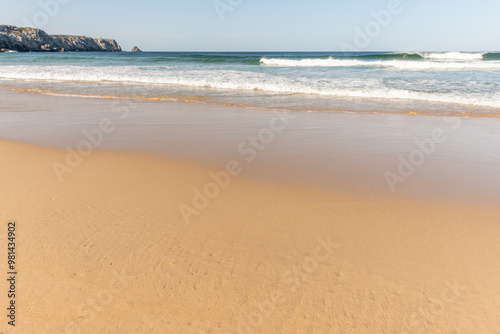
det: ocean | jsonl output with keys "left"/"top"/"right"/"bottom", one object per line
{"left": 1, "top": 51, "right": 499, "bottom": 116}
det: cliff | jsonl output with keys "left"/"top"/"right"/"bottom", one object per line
{"left": 0, "top": 25, "right": 122, "bottom": 52}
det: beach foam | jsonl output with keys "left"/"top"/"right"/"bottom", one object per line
{"left": 0, "top": 64, "right": 499, "bottom": 109}
{"left": 0, "top": 51, "right": 499, "bottom": 115}
{"left": 422, "top": 52, "right": 486, "bottom": 60}
{"left": 260, "top": 57, "right": 500, "bottom": 69}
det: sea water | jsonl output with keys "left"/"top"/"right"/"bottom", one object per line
{"left": 0, "top": 51, "right": 499, "bottom": 116}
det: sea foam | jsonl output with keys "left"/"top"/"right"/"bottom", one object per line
{"left": 0, "top": 64, "right": 499, "bottom": 109}
{"left": 260, "top": 57, "right": 500, "bottom": 70}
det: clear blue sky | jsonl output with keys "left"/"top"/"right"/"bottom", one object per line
{"left": 1, "top": 0, "right": 499, "bottom": 51}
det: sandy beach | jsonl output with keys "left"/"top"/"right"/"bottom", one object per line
{"left": 0, "top": 90, "right": 499, "bottom": 333}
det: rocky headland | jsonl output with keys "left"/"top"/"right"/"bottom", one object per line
{"left": 0, "top": 25, "right": 122, "bottom": 52}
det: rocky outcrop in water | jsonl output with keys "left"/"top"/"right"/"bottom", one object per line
{"left": 0, "top": 25, "right": 122, "bottom": 52}
{"left": 131, "top": 46, "right": 142, "bottom": 52}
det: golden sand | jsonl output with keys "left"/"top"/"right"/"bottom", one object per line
{"left": 0, "top": 139, "right": 499, "bottom": 333}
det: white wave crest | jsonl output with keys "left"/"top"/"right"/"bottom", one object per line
{"left": 260, "top": 57, "right": 500, "bottom": 70}
{"left": 260, "top": 57, "right": 363, "bottom": 67}
{"left": 422, "top": 52, "right": 485, "bottom": 60}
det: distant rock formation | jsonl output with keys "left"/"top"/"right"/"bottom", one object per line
{"left": 131, "top": 46, "right": 142, "bottom": 52}
{"left": 0, "top": 25, "right": 122, "bottom": 52}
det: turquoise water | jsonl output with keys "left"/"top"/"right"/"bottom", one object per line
{"left": 1, "top": 51, "right": 499, "bottom": 116}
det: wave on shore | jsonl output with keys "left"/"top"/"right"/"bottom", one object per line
{"left": 1, "top": 66, "right": 499, "bottom": 110}
{"left": 261, "top": 52, "right": 500, "bottom": 69}
{"left": 0, "top": 51, "right": 499, "bottom": 115}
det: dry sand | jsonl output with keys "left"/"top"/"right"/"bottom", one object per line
{"left": 0, "top": 91, "right": 499, "bottom": 333}
{"left": 0, "top": 140, "right": 499, "bottom": 333}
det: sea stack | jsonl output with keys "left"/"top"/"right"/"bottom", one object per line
{"left": 131, "top": 46, "right": 142, "bottom": 52}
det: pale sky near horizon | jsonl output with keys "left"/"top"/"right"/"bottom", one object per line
{"left": 1, "top": 0, "right": 499, "bottom": 52}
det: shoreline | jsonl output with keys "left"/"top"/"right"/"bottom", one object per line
{"left": 1, "top": 82, "right": 499, "bottom": 119}
{"left": 1, "top": 89, "right": 500, "bottom": 204}
{"left": 1, "top": 89, "right": 500, "bottom": 332}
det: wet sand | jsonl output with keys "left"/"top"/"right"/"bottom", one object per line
{"left": 0, "top": 90, "right": 499, "bottom": 333}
